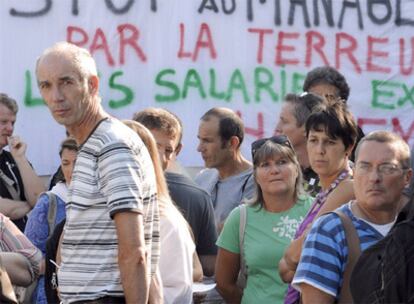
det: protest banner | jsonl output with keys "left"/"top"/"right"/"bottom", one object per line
{"left": 0, "top": 0, "right": 413, "bottom": 175}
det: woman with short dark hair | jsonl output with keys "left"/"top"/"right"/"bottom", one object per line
{"left": 280, "top": 98, "right": 358, "bottom": 304}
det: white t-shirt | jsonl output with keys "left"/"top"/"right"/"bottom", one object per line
{"left": 159, "top": 201, "right": 195, "bottom": 304}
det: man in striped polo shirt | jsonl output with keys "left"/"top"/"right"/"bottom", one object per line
{"left": 36, "top": 42, "right": 159, "bottom": 304}
{"left": 292, "top": 131, "right": 412, "bottom": 303}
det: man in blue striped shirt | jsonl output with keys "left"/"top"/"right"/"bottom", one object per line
{"left": 292, "top": 131, "right": 412, "bottom": 303}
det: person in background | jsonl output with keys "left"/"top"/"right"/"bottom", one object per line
{"left": 124, "top": 120, "right": 196, "bottom": 304}
{"left": 303, "top": 65, "right": 364, "bottom": 161}
{"left": 0, "top": 93, "right": 45, "bottom": 231}
{"left": 275, "top": 92, "right": 325, "bottom": 196}
{"left": 36, "top": 42, "right": 159, "bottom": 303}
{"left": 215, "top": 135, "right": 313, "bottom": 304}
{"left": 195, "top": 107, "right": 254, "bottom": 232}
{"left": 133, "top": 108, "right": 217, "bottom": 276}
{"left": 24, "top": 137, "right": 78, "bottom": 304}
{"left": 0, "top": 212, "right": 42, "bottom": 287}
{"left": 280, "top": 98, "right": 358, "bottom": 304}
{"left": 292, "top": 131, "right": 412, "bottom": 303}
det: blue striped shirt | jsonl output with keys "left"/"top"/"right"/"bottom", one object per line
{"left": 292, "top": 203, "right": 384, "bottom": 298}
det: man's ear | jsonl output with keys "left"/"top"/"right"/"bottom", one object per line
{"left": 229, "top": 136, "right": 240, "bottom": 150}
{"left": 175, "top": 143, "right": 183, "bottom": 156}
{"left": 345, "top": 144, "right": 355, "bottom": 158}
{"left": 88, "top": 75, "right": 99, "bottom": 95}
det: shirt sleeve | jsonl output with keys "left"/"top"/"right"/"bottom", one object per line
{"left": 243, "top": 174, "right": 256, "bottom": 201}
{"left": 292, "top": 213, "right": 345, "bottom": 298}
{"left": 98, "top": 141, "right": 149, "bottom": 217}
{"left": 196, "top": 194, "right": 218, "bottom": 255}
{"left": 24, "top": 194, "right": 50, "bottom": 255}
{"left": 1, "top": 213, "right": 43, "bottom": 281}
{"left": 216, "top": 207, "right": 241, "bottom": 254}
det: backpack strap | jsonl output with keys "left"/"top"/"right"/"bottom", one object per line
{"left": 334, "top": 210, "right": 361, "bottom": 304}
{"left": 238, "top": 204, "right": 248, "bottom": 288}
{"left": 45, "top": 192, "right": 58, "bottom": 236}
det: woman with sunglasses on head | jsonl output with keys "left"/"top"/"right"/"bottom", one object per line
{"left": 215, "top": 135, "right": 313, "bottom": 304}
{"left": 279, "top": 97, "right": 358, "bottom": 304}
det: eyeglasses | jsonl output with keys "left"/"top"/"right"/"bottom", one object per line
{"left": 355, "top": 162, "right": 407, "bottom": 176}
{"left": 251, "top": 135, "right": 293, "bottom": 159}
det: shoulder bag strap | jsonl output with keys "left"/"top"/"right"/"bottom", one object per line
{"left": 333, "top": 210, "right": 361, "bottom": 304}
{"left": 239, "top": 204, "right": 247, "bottom": 283}
{"left": 46, "top": 192, "right": 58, "bottom": 236}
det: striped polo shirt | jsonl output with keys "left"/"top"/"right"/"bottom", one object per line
{"left": 292, "top": 202, "right": 386, "bottom": 299}
{"left": 58, "top": 118, "right": 160, "bottom": 303}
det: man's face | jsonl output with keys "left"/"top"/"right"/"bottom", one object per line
{"left": 36, "top": 53, "right": 94, "bottom": 128}
{"left": 354, "top": 141, "right": 411, "bottom": 214}
{"left": 275, "top": 102, "right": 306, "bottom": 148}
{"left": 150, "top": 128, "right": 179, "bottom": 171}
{"left": 197, "top": 116, "right": 231, "bottom": 169}
{"left": 308, "top": 83, "right": 340, "bottom": 99}
{"left": 0, "top": 104, "right": 15, "bottom": 149}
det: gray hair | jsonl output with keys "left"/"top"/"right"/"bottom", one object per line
{"left": 355, "top": 131, "right": 411, "bottom": 169}
{"left": 0, "top": 93, "right": 18, "bottom": 114}
{"left": 36, "top": 41, "right": 98, "bottom": 82}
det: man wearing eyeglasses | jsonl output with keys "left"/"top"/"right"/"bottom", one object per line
{"left": 195, "top": 107, "right": 254, "bottom": 233}
{"left": 291, "top": 131, "right": 412, "bottom": 304}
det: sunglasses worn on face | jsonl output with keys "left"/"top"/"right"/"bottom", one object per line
{"left": 251, "top": 135, "right": 293, "bottom": 159}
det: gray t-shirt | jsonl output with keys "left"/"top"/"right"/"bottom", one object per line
{"left": 195, "top": 168, "right": 255, "bottom": 228}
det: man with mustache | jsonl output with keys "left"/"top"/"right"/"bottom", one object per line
{"left": 292, "top": 131, "right": 412, "bottom": 304}
{"left": 0, "top": 93, "right": 44, "bottom": 231}
{"left": 36, "top": 42, "right": 159, "bottom": 304}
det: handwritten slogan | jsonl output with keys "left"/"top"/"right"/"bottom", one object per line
{"left": 0, "top": 0, "right": 413, "bottom": 175}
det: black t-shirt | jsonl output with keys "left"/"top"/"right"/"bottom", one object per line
{"left": 0, "top": 150, "right": 27, "bottom": 231}
{"left": 165, "top": 171, "right": 217, "bottom": 256}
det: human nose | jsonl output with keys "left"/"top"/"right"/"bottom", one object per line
{"left": 315, "top": 141, "right": 326, "bottom": 155}
{"left": 268, "top": 163, "right": 281, "bottom": 174}
{"left": 5, "top": 122, "right": 13, "bottom": 133}
{"left": 274, "top": 122, "right": 282, "bottom": 135}
{"left": 197, "top": 141, "right": 203, "bottom": 152}
{"left": 51, "top": 85, "right": 64, "bottom": 103}
{"left": 367, "top": 166, "right": 382, "bottom": 182}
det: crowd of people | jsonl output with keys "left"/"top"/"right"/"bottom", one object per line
{"left": 0, "top": 41, "right": 413, "bottom": 304}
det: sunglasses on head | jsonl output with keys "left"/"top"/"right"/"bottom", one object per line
{"left": 251, "top": 135, "right": 293, "bottom": 159}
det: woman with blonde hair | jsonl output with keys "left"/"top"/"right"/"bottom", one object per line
{"left": 215, "top": 135, "right": 313, "bottom": 303}
{"left": 123, "top": 120, "right": 196, "bottom": 304}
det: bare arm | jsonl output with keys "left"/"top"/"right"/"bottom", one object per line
{"left": 193, "top": 252, "right": 204, "bottom": 282}
{"left": 9, "top": 136, "right": 45, "bottom": 206}
{"left": 114, "top": 211, "right": 148, "bottom": 304}
{"left": 148, "top": 267, "right": 163, "bottom": 304}
{"left": 299, "top": 283, "right": 335, "bottom": 304}
{"left": 199, "top": 254, "right": 216, "bottom": 277}
{"left": 0, "top": 252, "right": 32, "bottom": 286}
{"left": 279, "top": 235, "right": 305, "bottom": 283}
{"left": 0, "top": 198, "right": 31, "bottom": 219}
{"left": 215, "top": 248, "right": 243, "bottom": 303}
{"left": 279, "top": 180, "right": 355, "bottom": 283}
{"left": 316, "top": 180, "right": 354, "bottom": 217}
